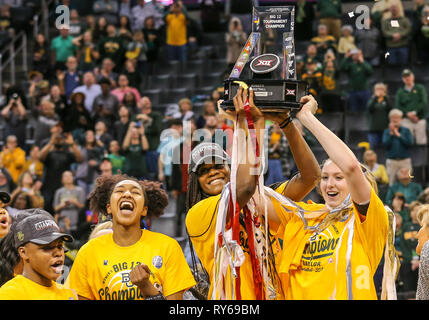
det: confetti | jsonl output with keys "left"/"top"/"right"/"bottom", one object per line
{"left": 391, "top": 20, "right": 399, "bottom": 27}
{"left": 385, "top": 52, "right": 390, "bottom": 59}
{"left": 348, "top": 11, "right": 355, "bottom": 18}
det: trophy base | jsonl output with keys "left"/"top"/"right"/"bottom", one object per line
{"left": 220, "top": 79, "right": 308, "bottom": 111}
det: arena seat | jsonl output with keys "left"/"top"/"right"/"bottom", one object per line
{"left": 148, "top": 74, "right": 172, "bottom": 90}
{"left": 316, "top": 112, "right": 344, "bottom": 137}
{"left": 143, "top": 88, "right": 162, "bottom": 105}
{"left": 344, "top": 112, "right": 369, "bottom": 147}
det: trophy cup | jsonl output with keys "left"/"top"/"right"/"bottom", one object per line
{"left": 221, "top": 5, "right": 308, "bottom": 111}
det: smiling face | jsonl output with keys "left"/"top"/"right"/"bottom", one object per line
{"left": 320, "top": 160, "right": 349, "bottom": 209}
{"left": 197, "top": 162, "right": 230, "bottom": 196}
{"left": 19, "top": 238, "right": 66, "bottom": 284}
{"left": 107, "top": 180, "right": 148, "bottom": 227}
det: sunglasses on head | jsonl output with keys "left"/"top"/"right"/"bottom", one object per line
{"left": 196, "top": 163, "right": 225, "bottom": 177}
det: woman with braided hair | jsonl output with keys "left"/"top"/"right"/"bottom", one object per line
{"left": 263, "top": 95, "right": 393, "bottom": 299}
{"left": 67, "top": 174, "right": 196, "bottom": 300}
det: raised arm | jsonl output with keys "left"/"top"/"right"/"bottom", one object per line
{"left": 296, "top": 95, "right": 371, "bottom": 205}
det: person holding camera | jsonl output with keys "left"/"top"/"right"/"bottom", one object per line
{"left": 1, "top": 93, "right": 27, "bottom": 148}
{"left": 122, "top": 120, "right": 149, "bottom": 180}
{"left": 226, "top": 17, "right": 247, "bottom": 72}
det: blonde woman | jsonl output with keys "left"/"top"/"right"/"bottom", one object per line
{"left": 416, "top": 204, "right": 429, "bottom": 299}
{"left": 263, "top": 95, "right": 391, "bottom": 299}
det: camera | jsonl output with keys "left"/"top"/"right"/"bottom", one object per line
{"left": 134, "top": 121, "right": 141, "bottom": 128}
{"left": 11, "top": 93, "right": 18, "bottom": 99}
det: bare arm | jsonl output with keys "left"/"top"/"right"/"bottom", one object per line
{"left": 296, "top": 96, "right": 371, "bottom": 205}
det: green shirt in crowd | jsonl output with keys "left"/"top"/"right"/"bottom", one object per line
{"left": 340, "top": 58, "right": 373, "bottom": 92}
{"left": 107, "top": 153, "right": 126, "bottom": 174}
{"left": 367, "top": 96, "right": 392, "bottom": 132}
{"left": 50, "top": 35, "right": 77, "bottom": 63}
{"left": 316, "top": 0, "right": 342, "bottom": 18}
{"left": 395, "top": 84, "right": 428, "bottom": 119}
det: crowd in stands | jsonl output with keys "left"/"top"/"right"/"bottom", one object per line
{"left": 0, "top": 0, "right": 428, "bottom": 299}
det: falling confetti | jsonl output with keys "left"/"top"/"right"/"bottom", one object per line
{"left": 348, "top": 11, "right": 355, "bottom": 18}
{"left": 385, "top": 52, "right": 390, "bottom": 59}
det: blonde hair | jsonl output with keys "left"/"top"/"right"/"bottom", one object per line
{"left": 89, "top": 221, "right": 113, "bottom": 240}
{"left": 417, "top": 204, "right": 429, "bottom": 227}
{"left": 373, "top": 82, "right": 387, "bottom": 94}
{"left": 316, "top": 159, "right": 378, "bottom": 231}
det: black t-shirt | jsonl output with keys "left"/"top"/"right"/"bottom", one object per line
{"left": 41, "top": 150, "right": 76, "bottom": 192}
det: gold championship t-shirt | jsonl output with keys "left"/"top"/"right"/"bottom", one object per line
{"left": 0, "top": 275, "right": 78, "bottom": 300}
{"left": 67, "top": 230, "right": 196, "bottom": 300}
{"left": 271, "top": 185, "right": 388, "bottom": 300}
{"left": 186, "top": 193, "right": 284, "bottom": 300}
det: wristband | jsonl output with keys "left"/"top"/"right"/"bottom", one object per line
{"left": 145, "top": 292, "right": 166, "bottom": 300}
{"left": 279, "top": 117, "right": 292, "bottom": 129}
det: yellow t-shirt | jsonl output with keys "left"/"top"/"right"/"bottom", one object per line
{"left": 186, "top": 192, "right": 284, "bottom": 300}
{"left": 272, "top": 186, "right": 388, "bottom": 300}
{"left": 0, "top": 275, "right": 77, "bottom": 300}
{"left": 0, "top": 147, "right": 26, "bottom": 183}
{"left": 166, "top": 13, "right": 187, "bottom": 46}
{"left": 67, "top": 230, "right": 196, "bottom": 300}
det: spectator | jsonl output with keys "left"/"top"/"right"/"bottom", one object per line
{"left": 93, "top": 0, "right": 119, "bottom": 25}
{"left": 200, "top": 0, "right": 222, "bottom": 33}
{"left": 178, "top": 98, "right": 195, "bottom": 123}
{"left": 34, "top": 100, "right": 60, "bottom": 147}
{"left": 123, "top": 91, "right": 138, "bottom": 115}
{"left": 72, "top": 72, "right": 102, "bottom": 114}
{"left": 371, "top": 0, "right": 404, "bottom": 27}
{"left": 294, "top": 0, "right": 316, "bottom": 41}
{"left": 383, "top": 109, "right": 414, "bottom": 185}
{"left": 118, "top": 15, "right": 133, "bottom": 44}
{"left": 22, "top": 145, "right": 44, "bottom": 180}
{"left": 111, "top": 74, "right": 141, "bottom": 104}
{"left": 363, "top": 149, "right": 389, "bottom": 186}
{"left": 63, "top": 92, "right": 93, "bottom": 142}
{"left": 119, "top": 0, "right": 132, "bottom": 19}
{"left": 125, "top": 30, "right": 148, "bottom": 76}
{"left": 39, "top": 129, "right": 83, "bottom": 214}
{"left": 69, "top": 9, "right": 85, "bottom": 37}
{"left": 50, "top": 27, "right": 77, "bottom": 71}
{"left": 135, "top": 96, "right": 163, "bottom": 181}
{"left": 122, "top": 121, "right": 149, "bottom": 179}
{"left": 1, "top": 94, "right": 27, "bottom": 147}
{"left": 340, "top": 48, "right": 373, "bottom": 112}
{"left": 319, "top": 49, "right": 342, "bottom": 112}
{"left": 316, "top": 0, "right": 342, "bottom": 40}
{"left": 107, "top": 140, "right": 125, "bottom": 175}
{"left": 94, "top": 120, "right": 113, "bottom": 152}
{"left": 32, "top": 33, "right": 50, "bottom": 78}
{"left": 395, "top": 69, "right": 428, "bottom": 145}
{"left": 301, "top": 58, "right": 323, "bottom": 99}
{"left": 367, "top": 82, "right": 392, "bottom": 147}
{"left": 196, "top": 100, "right": 217, "bottom": 129}
{"left": 99, "top": 158, "right": 113, "bottom": 177}
{"left": 75, "top": 31, "right": 100, "bottom": 73}
{"left": 165, "top": 0, "right": 188, "bottom": 62}
{"left": 225, "top": 17, "right": 247, "bottom": 71}
{"left": 53, "top": 170, "right": 85, "bottom": 238}
{"left": 7, "top": 191, "right": 35, "bottom": 217}
{"left": 92, "top": 77, "right": 119, "bottom": 128}
{"left": 386, "top": 167, "right": 423, "bottom": 205}
{"left": 95, "top": 58, "right": 118, "bottom": 87}
{"left": 304, "top": 44, "right": 322, "bottom": 67}
{"left": 414, "top": 5, "right": 429, "bottom": 64}
{"left": 0, "top": 135, "right": 25, "bottom": 183}
{"left": 13, "top": 171, "right": 44, "bottom": 208}
{"left": 265, "top": 123, "right": 288, "bottom": 186}
{"left": 337, "top": 25, "right": 356, "bottom": 56}
{"left": 123, "top": 59, "right": 142, "bottom": 90}
{"left": 157, "top": 118, "right": 183, "bottom": 190}
{"left": 113, "top": 105, "right": 131, "bottom": 145}
{"left": 390, "top": 191, "right": 408, "bottom": 223}
{"left": 57, "top": 55, "right": 81, "bottom": 102}
{"left": 398, "top": 200, "right": 422, "bottom": 295}
{"left": 93, "top": 16, "right": 108, "bottom": 43}
{"left": 0, "top": 168, "right": 15, "bottom": 194}
{"left": 142, "top": 16, "right": 162, "bottom": 75}
{"left": 381, "top": 4, "right": 412, "bottom": 66}
{"left": 46, "top": 85, "right": 68, "bottom": 123}
{"left": 311, "top": 24, "right": 337, "bottom": 60}
{"left": 97, "top": 24, "right": 124, "bottom": 71}
{"left": 355, "top": 17, "right": 382, "bottom": 67}
{"left": 131, "top": 0, "right": 164, "bottom": 31}
{"left": 75, "top": 130, "right": 104, "bottom": 196}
